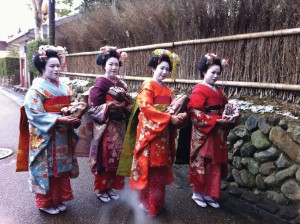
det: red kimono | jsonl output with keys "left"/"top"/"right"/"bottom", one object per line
{"left": 188, "top": 83, "right": 228, "bottom": 198}
{"left": 129, "top": 80, "right": 177, "bottom": 217}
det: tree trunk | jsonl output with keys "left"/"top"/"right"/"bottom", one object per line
{"left": 32, "top": 0, "right": 44, "bottom": 40}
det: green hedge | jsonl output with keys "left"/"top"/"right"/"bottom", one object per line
{"left": 26, "top": 39, "right": 47, "bottom": 78}
{"left": 0, "top": 57, "right": 19, "bottom": 78}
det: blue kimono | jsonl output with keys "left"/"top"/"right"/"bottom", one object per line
{"left": 24, "top": 77, "right": 78, "bottom": 194}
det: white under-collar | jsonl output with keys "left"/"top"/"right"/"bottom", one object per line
{"left": 203, "top": 81, "right": 217, "bottom": 92}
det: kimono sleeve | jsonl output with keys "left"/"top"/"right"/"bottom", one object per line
{"left": 88, "top": 78, "right": 108, "bottom": 107}
{"left": 24, "top": 89, "right": 60, "bottom": 133}
{"left": 188, "top": 86, "right": 221, "bottom": 135}
{"left": 138, "top": 86, "right": 172, "bottom": 133}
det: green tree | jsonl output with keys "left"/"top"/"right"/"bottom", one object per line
{"left": 56, "top": 0, "right": 74, "bottom": 17}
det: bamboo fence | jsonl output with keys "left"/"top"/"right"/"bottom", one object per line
{"left": 62, "top": 28, "right": 300, "bottom": 102}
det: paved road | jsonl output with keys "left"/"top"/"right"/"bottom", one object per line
{"left": 0, "top": 87, "right": 280, "bottom": 224}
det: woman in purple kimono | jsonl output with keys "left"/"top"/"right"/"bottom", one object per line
{"left": 88, "top": 46, "right": 131, "bottom": 203}
{"left": 23, "top": 46, "right": 81, "bottom": 215}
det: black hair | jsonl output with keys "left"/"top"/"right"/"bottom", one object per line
{"left": 198, "top": 56, "right": 223, "bottom": 76}
{"left": 147, "top": 54, "right": 173, "bottom": 71}
{"left": 33, "top": 50, "right": 60, "bottom": 73}
{"left": 96, "top": 48, "right": 122, "bottom": 67}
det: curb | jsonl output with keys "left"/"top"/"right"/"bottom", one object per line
{"left": 0, "top": 86, "right": 25, "bottom": 106}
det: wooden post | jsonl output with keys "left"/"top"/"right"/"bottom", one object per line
{"left": 48, "top": 0, "right": 55, "bottom": 45}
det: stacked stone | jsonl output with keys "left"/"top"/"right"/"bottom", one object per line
{"left": 227, "top": 114, "right": 300, "bottom": 207}
{"left": 60, "top": 77, "right": 92, "bottom": 102}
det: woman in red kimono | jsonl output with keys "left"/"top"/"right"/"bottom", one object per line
{"left": 188, "top": 52, "right": 231, "bottom": 209}
{"left": 88, "top": 46, "right": 131, "bottom": 203}
{"left": 129, "top": 49, "right": 187, "bottom": 217}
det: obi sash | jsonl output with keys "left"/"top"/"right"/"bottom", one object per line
{"left": 153, "top": 95, "right": 171, "bottom": 112}
{"left": 44, "top": 96, "right": 70, "bottom": 112}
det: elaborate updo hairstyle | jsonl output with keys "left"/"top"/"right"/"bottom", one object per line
{"left": 96, "top": 46, "right": 123, "bottom": 68}
{"left": 147, "top": 52, "right": 173, "bottom": 71}
{"left": 147, "top": 49, "right": 181, "bottom": 80}
{"left": 33, "top": 45, "right": 67, "bottom": 73}
{"left": 198, "top": 52, "right": 230, "bottom": 77}
{"left": 33, "top": 50, "right": 59, "bottom": 73}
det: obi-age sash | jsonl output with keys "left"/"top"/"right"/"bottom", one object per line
{"left": 16, "top": 96, "right": 69, "bottom": 172}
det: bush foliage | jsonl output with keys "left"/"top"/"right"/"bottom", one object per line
{"left": 0, "top": 57, "right": 19, "bottom": 78}
{"left": 56, "top": 0, "right": 300, "bottom": 53}
{"left": 26, "top": 39, "right": 47, "bottom": 78}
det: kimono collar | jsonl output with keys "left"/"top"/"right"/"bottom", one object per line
{"left": 203, "top": 81, "right": 217, "bottom": 92}
{"left": 43, "top": 76, "right": 59, "bottom": 87}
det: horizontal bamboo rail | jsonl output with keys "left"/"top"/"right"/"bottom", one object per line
{"left": 62, "top": 72, "right": 300, "bottom": 91}
{"left": 67, "top": 28, "right": 300, "bottom": 56}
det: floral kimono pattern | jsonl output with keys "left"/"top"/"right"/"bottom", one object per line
{"left": 129, "top": 80, "right": 177, "bottom": 190}
{"left": 88, "top": 77, "right": 129, "bottom": 176}
{"left": 24, "top": 78, "right": 79, "bottom": 195}
{"left": 188, "top": 83, "right": 229, "bottom": 195}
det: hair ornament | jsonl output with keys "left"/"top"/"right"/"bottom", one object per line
{"left": 100, "top": 45, "right": 120, "bottom": 57}
{"left": 34, "top": 45, "right": 68, "bottom": 72}
{"left": 221, "top": 57, "right": 230, "bottom": 67}
{"left": 120, "top": 51, "right": 129, "bottom": 63}
{"left": 153, "top": 49, "right": 180, "bottom": 80}
{"left": 204, "top": 52, "right": 230, "bottom": 68}
{"left": 99, "top": 46, "right": 128, "bottom": 63}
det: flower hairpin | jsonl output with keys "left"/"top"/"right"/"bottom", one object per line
{"left": 34, "top": 45, "right": 68, "bottom": 71}
{"left": 120, "top": 52, "right": 129, "bottom": 63}
{"left": 153, "top": 49, "right": 173, "bottom": 63}
{"left": 205, "top": 52, "right": 230, "bottom": 68}
{"left": 36, "top": 45, "right": 67, "bottom": 62}
{"left": 99, "top": 46, "right": 128, "bottom": 62}
{"left": 153, "top": 49, "right": 180, "bottom": 80}
{"left": 221, "top": 57, "right": 230, "bottom": 67}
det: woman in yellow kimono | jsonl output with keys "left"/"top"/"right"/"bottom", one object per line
{"left": 129, "top": 49, "right": 187, "bottom": 217}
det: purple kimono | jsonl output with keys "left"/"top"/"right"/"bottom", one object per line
{"left": 88, "top": 77, "right": 129, "bottom": 175}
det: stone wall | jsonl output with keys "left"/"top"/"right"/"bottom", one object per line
{"left": 66, "top": 77, "right": 300, "bottom": 211}
{"left": 227, "top": 114, "right": 300, "bottom": 207}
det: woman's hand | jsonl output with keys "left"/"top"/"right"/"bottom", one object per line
{"left": 177, "top": 112, "right": 187, "bottom": 121}
{"left": 216, "top": 118, "right": 228, "bottom": 124}
{"left": 170, "top": 115, "right": 184, "bottom": 127}
{"left": 171, "top": 112, "right": 188, "bottom": 128}
{"left": 216, "top": 118, "right": 229, "bottom": 127}
{"left": 57, "top": 116, "right": 81, "bottom": 125}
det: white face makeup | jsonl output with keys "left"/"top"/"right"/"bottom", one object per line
{"left": 105, "top": 57, "right": 119, "bottom": 79}
{"left": 203, "top": 64, "right": 221, "bottom": 85}
{"left": 153, "top": 61, "right": 170, "bottom": 84}
{"left": 42, "top": 57, "right": 61, "bottom": 81}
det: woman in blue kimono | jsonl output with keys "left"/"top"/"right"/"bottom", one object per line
{"left": 23, "top": 46, "right": 81, "bottom": 215}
